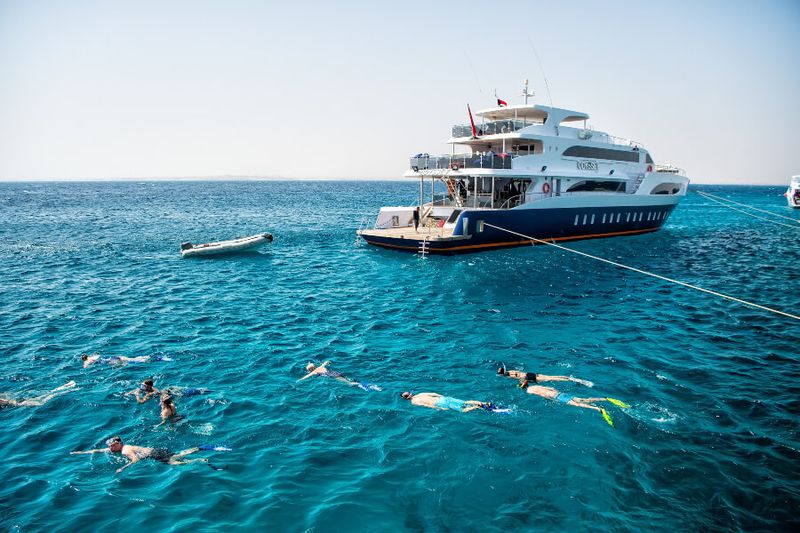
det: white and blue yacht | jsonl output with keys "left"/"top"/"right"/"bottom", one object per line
{"left": 358, "top": 81, "right": 690, "bottom": 254}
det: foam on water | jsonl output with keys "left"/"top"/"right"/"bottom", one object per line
{"left": 0, "top": 181, "right": 798, "bottom": 531}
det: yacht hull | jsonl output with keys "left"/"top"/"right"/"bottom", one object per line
{"left": 360, "top": 204, "right": 676, "bottom": 254}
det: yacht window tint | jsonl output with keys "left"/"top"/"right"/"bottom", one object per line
{"left": 591, "top": 214, "right": 595, "bottom": 224}
{"left": 582, "top": 214, "right": 587, "bottom": 225}
{"left": 638, "top": 212, "right": 643, "bottom": 221}
{"left": 602, "top": 213, "right": 606, "bottom": 223}
{"left": 574, "top": 214, "right": 579, "bottom": 226}
{"left": 447, "top": 209, "right": 462, "bottom": 223}
{"left": 615, "top": 213, "right": 620, "bottom": 223}
{"left": 646, "top": 153, "right": 654, "bottom": 164}
{"left": 566, "top": 180, "right": 625, "bottom": 193}
{"left": 650, "top": 183, "right": 684, "bottom": 195}
{"left": 563, "top": 146, "right": 639, "bottom": 162}
{"left": 626, "top": 213, "right": 631, "bottom": 222}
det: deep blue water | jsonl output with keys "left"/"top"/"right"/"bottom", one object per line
{"left": 0, "top": 181, "right": 798, "bottom": 532}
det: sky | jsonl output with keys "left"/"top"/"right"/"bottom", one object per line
{"left": 0, "top": 0, "right": 798, "bottom": 183}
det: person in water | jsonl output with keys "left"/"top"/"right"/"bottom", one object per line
{"left": 0, "top": 381, "right": 77, "bottom": 408}
{"left": 81, "top": 353, "right": 167, "bottom": 368}
{"left": 520, "top": 380, "right": 628, "bottom": 426}
{"left": 158, "top": 390, "right": 181, "bottom": 425}
{"left": 299, "top": 361, "right": 381, "bottom": 391}
{"left": 497, "top": 364, "right": 593, "bottom": 387}
{"left": 71, "top": 436, "right": 209, "bottom": 474}
{"left": 125, "top": 379, "right": 160, "bottom": 403}
{"left": 400, "top": 391, "right": 494, "bottom": 412}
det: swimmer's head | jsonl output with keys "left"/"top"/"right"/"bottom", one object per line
{"left": 81, "top": 354, "right": 88, "bottom": 361}
{"left": 160, "top": 390, "right": 174, "bottom": 404}
{"left": 497, "top": 366, "right": 506, "bottom": 375}
{"left": 106, "top": 436, "right": 123, "bottom": 451}
{"left": 143, "top": 379, "right": 154, "bottom": 389}
{"left": 306, "top": 363, "right": 316, "bottom": 372}
{"left": 401, "top": 392, "right": 412, "bottom": 400}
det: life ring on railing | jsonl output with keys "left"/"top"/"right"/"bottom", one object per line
{"left": 542, "top": 182, "right": 551, "bottom": 194}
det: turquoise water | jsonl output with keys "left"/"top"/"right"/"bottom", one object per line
{"left": 0, "top": 181, "right": 798, "bottom": 531}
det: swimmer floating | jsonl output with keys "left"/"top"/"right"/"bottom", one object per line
{"left": 519, "top": 380, "right": 629, "bottom": 427}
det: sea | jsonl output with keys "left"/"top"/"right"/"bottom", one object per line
{"left": 0, "top": 181, "right": 798, "bottom": 532}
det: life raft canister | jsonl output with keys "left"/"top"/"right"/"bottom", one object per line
{"left": 542, "top": 182, "right": 551, "bottom": 194}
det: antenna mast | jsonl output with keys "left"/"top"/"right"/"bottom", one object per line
{"left": 522, "top": 79, "right": 535, "bottom": 104}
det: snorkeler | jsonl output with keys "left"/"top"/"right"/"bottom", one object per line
{"left": 0, "top": 381, "right": 77, "bottom": 408}
{"left": 125, "top": 378, "right": 160, "bottom": 403}
{"left": 81, "top": 353, "right": 171, "bottom": 368}
{"left": 520, "top": 380, "right": 629, "bottom": 426}
{"left": 157, "top": 390, "right": 182, "bottom": 425}
{"left": 70, "top": 436, "right": 220, "bottom": 473}
{"left": 497, "top": 364, "right": 593, "bottom": 387}
{"left": 400, "top": 391, "right": 496, "bottom": 412}
{"left": 299, "top": 361, "right": 381, "bottom": 391}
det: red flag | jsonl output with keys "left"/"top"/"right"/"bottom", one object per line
{"left": 497, "top": 98, "right": 507, "bottom": 107}
{"left": 467, "top": 104, "right": 477, "bottom": 138}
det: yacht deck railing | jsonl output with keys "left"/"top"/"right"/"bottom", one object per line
{"left": 410, "top": 153, "right": 513, "bottom": 171}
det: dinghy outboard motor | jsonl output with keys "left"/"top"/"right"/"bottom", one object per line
{"left": 180, "top": 242, "right": 194, "bottom": 251}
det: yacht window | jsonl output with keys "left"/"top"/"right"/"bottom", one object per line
{"left": 563, "top": 146, "right": 639, "bottom": 162}
{"left": 446, "top": 209, "right": 462, "bottom": 223}
{"left": 590, "top": 214, "right": 595, "bottom": 224}
{"left": 602, "top": 213, "right": 606, "bottom": 223}
{"left": 477, "top": 221, "right": 484, "bottom": 233}
{"left": 638, "top": 212, "right": 643, "bottom": 221}
{"left": 574, "top": 214, "right": 579, "bottom": 226}
{"left": 582, "top": 214, "right": 587, "bottom": 225}
{"left": 616, "top": 213, "right": 621, "bottom": 223}
{"left": 626, "top": 213, "right": 631, "bottom": 222}
{"left": 646, "top": 153, "right": 654, "bottom": 164}
{"left": 566, "top": 180, "right": 625, "bottom": 193}
{"left": 647, "top": 212, "right": 651, "bottom": 221}
{"left": 650, "top": 183, "right": 684, "bottom": 195}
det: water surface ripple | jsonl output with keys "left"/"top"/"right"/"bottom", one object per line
{"left": 0, "top": 181, "right": 798, "bottom": 531}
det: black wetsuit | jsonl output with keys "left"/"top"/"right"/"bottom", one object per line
{"left": 150, "top": 448, "right": 174, "bottom": 463}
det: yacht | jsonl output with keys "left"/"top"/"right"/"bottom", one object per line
{"left": 786, "top": 175, "right": 800, "bottom": 208}
{"left": 358, "top": 81, "right": 690, "bottom": 254}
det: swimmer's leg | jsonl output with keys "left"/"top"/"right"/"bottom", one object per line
{"left": 52, "top": 381, "right": 77, "bottom": 392}
{"left": 168, "top": 447, "right": 200, "bottom": 462}
{"left": 566, "top": 399, "right": 603, "bottom": 412}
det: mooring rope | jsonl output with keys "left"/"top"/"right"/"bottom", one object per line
{"left": 483, "top": 223, "right": 800, "bottom": 322}
{"left": 697, "top": 190, "right": 800, "bottom": 229}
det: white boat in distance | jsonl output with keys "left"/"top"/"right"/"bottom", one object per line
{"left": 180, "top": 233, "right": 273, "bottom": 257}
{"left": 786, "top": 175, "right": 800, "bottom": 208}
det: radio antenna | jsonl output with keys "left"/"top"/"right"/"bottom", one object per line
{"left": 527, "top": 37, "right": 553, "bottom": 107}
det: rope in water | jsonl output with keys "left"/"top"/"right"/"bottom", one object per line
{"left": 696, "top": 190, "right": 800, "bottom": 229}
{"left": 483, "top": 223, "right": 800, "bottom": 322}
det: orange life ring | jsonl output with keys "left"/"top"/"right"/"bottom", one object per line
{"left": 542, "top": 182, "right": 551, "bottom": 194}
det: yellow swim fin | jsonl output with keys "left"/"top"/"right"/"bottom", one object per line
{"left": 606, "top": 397, "right": 630, "bottom": 409}
{"left": 601, "top": 408, "right": 614, "bottom": 427}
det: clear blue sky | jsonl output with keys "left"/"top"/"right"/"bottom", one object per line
{"left": 1, "top": 0, "right": 798, "bottom": 183}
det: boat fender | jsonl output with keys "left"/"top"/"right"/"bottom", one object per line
{"left": 542, "top": 182, "right": 551, "bottom": 194}
{"left": 647, "top": 164, "right": 653, "bottom": 172}
{"left": 180, "top": 242, "right": 194, "bottom": 251}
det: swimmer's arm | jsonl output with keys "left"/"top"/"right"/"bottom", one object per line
{"left": 70, "top": 448, "right": 108, "bottom": 454}
{"left": 137, "top": 392, "right": 155, "bottom": 404}
{"left": 116, "top": 456, "right": 139, "bottom": 474}
{"left": 297, "top": 372, "right": 315, "bottom": 381}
